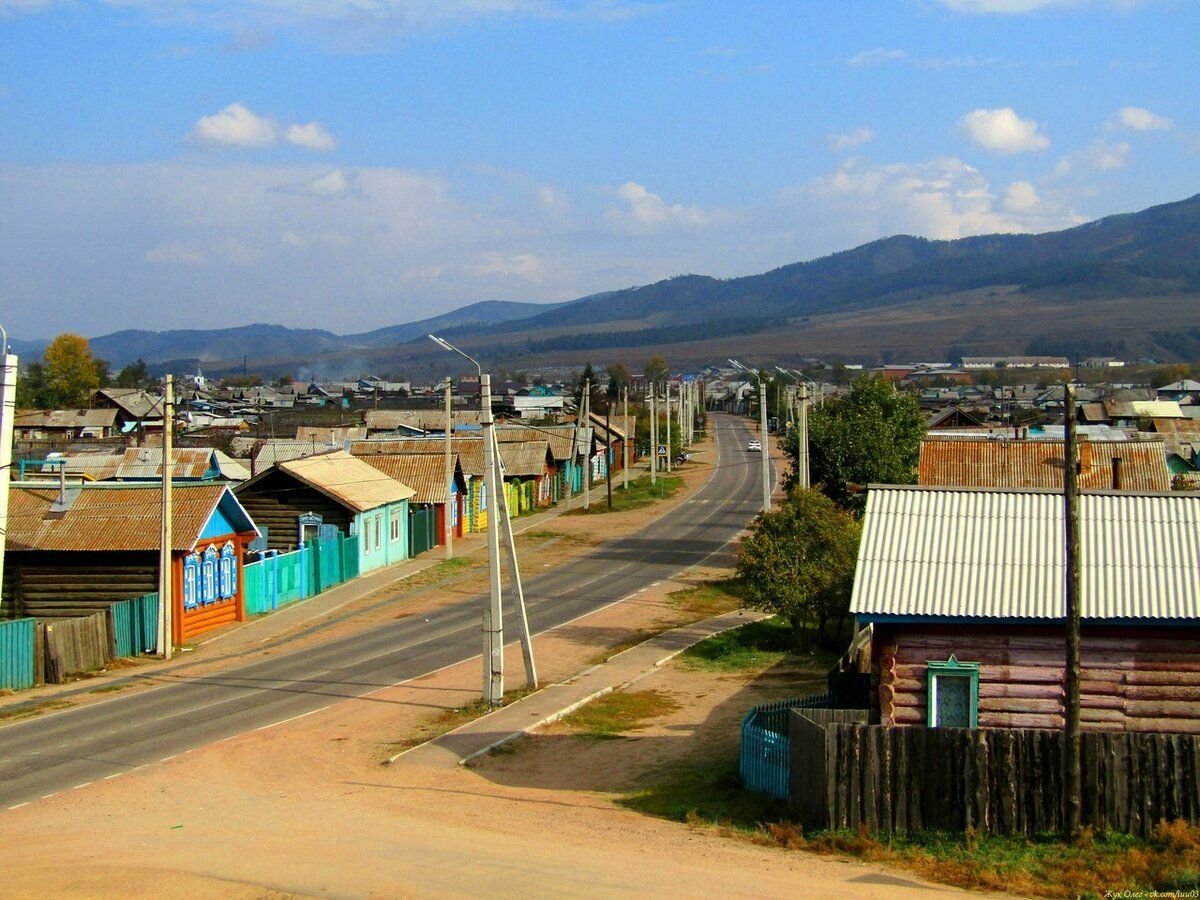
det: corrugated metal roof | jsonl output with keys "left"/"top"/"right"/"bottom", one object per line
{"left": 918, "top": 437, "right": 1171, "bottom": 491}
{"left": 117, "top": 447, "right": 214, "bottom": 480}
{"left": 14, "top": 409, "right": 117, "bottom": 429}
{"left": 364, "top": 410, "right": 485, "bottom": 432}
{"left": 5, "top": 483, "right": 237, "bottom": 552}
{"left": 358, "top": 454, "right": 453, "bottom": 504}
{"left": 252, "top": 439, "right": 337, "bottom": 474}
{"left": 851, "top": 485, "right": 1200, "bottom": 621}
{"left": 95, "top": 388, "right": 164, "bottom": 419}
{"left": 496, "top": 424, "right": 575, "bottom": 460}
{"left": 497, "top": 441, "right": 552, "bottom": 477}
{"left": 280, "top": 450, "right": 414, "bottom": 511}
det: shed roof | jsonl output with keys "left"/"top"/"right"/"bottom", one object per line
{"left": 277, "top": 450, "right": 414, "bottom": 511}
{"left": 918, "top": 437, "right": 1171, "bottom": 492}
{"left": 5, "top": 482, "right": 257, "bottom": 552}
{"left": 851, "top": 485, "right": 1200, "bottom": 622}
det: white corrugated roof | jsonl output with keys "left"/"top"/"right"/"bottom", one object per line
{"left": 850, "top": 485, "right": 1200, "bottom": 622}
{"left": 280, "top": 450, "right": 415, "bottom": 511}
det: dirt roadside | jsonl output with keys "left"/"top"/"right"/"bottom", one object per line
{"left": 0, "top": 421, "right": 966, "bottom": 898}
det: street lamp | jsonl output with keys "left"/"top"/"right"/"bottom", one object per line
{"left": 775, "top": 366, "right": 812, "bottom": 490}
{"left": 428, "top": 335, "right": 504, "bottom": 705}
{"left": 729, "top": 359, "right": 771, "bottom": 512}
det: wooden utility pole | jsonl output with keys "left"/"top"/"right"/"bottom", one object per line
{"left": 605, "top": 403, "right": 613, "bottom": 508}
{"left": 622, "top": 386, "right": 630, "bottom": 492}
{"left": 1063, "top": 382, "right": 1082, "bottom": 840}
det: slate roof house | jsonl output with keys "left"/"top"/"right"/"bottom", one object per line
{"left": 1, "top": 481, "right": 260, "bottom": 645}
{"left": 850, "top": 485, "right": 1200, "bottom": 733}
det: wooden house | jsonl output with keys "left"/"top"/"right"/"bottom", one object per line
{"left": 90, "top": 388, "right": 165, "bottom": 435}
{"left": 354, "top": 451, "right": 467, "bottom": 556}
{"left": 233, "top": 450, "right": 415, "bottom": 573}
{"left": 496, "top": 439, "right": 556, "bottom": 512}
{"left": 1, "top": 481, "right": 260, "bottom": 645}
{"left": 851, "top": 485, "right": 1200, "bottom": 733}
{"left": 13, "top": 408, "right": 118, "bottom": 441}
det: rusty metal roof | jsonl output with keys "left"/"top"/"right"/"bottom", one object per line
{"left": 364, "top": 410, "right": 485, "bottom": 432}
{"left": 358, "top": 454, "right": 455, "bottom": 504}
{"left": 117, "top": 447, "right": 215, "bottom": 480}
{"left": 5, "top": 482, "right": 249, "bottom": 552}
{"left": 496, "top": 424, "right": 575, "bottom": 460}
{"left": 918, "top": 437, "right": 1171, "bottom": 492}
{"left": 497, "top": 441, "right": 552, "bottom": 477}
{"left": 851, "top": 485, "right": 1200, "bottom": 621}
{"left": 279, "top": 450, "right": 415, "bottom": 511}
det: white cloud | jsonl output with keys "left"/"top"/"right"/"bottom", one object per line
{"left": 827, "top": 128, "right": 875, "bottom": 152}
{"left": 1003, "top": 180, "right": 1040, "bottom": 212}
{"left": 797, "top": 156, "right": 1083, "bottom": 242}
{"left": 1053, "top": 139, "right": 1130, "bottom": 176}
{"left": 145, "top": 242, "right": 205, "bottom": 265}
{"left": 847, "top": 48, "right": 909, "bottom": 67}
{"left": 189, "top": 103, "right": 279, "bottom": 149}
{"left": 1115, "top": 105, "right": 1173, "bottom": 131}
{"left": 286, "top": 121, "right": 337, "bottom": 151}
{"left": 472, "top": 252, "right": 546, "bottom": 281}
{"left": 959, "top": 107, "right": 1051, "bottom": 154}
{"left": 604, "top": 182, "right": 711, "bottom": 234}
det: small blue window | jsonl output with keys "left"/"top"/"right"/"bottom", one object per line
{"left": 201, "top": 545, "right": 218, "bottom": 604}
{"left": 183, "top": 554, "right": 200, "bottom": 610}
{"left": 219, "top": 542, "right": 236, "bottom": 598}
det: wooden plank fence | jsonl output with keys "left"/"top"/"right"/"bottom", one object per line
{"left": 789, "top": 713, "right": 1200, "bottom": 837}
{"left": 43, "top": 612, "right": 112, "bottom": 684}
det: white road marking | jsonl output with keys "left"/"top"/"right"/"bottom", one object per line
{"left": 254, "top": 705, "right": 330, "bottom": 732}
{"left": 72, "top": 782, "right": 92, "bottom": 790}
{"left": 7, "top": 802, "right": 29, "bottom": 810}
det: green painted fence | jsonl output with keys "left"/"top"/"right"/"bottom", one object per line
{"left": 244, "top": 534, "right": 361, "bottom": 617}
{"left": 0, "top": 618, "right": 37, "bottom": 691}
{"left": 110, "top": 593, "right": 160, "bottom": 657}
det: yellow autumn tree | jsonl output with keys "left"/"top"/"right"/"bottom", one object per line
{"left": 43, "top": 333, "right": 99, "bottom": 408}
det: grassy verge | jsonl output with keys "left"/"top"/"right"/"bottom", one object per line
{"left": 559, "top": 689, "right": 680, "bottom": 740}
{"left": 0, "top": 697, "right": 74, "bottom": 722}
{"left": 667, "top": 579, "right": 744, "bottom": 619}
{"left": 564, "top": 475, "right": 684, "bottom": 515}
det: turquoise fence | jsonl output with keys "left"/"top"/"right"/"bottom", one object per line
{"left": 0, "top": 618, "right": 37, "bottom": 691}
{"left": 244, "top": 533, "right": 361, "bottom": 617}
{"left": 110, "top": 594, "right": 160, "bottom": 657}
{"left": 739, "top": 693, "right": 832, "bottom": 801}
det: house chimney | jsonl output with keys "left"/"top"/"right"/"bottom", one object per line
{"left": 1111, "top": 456, "right": 1122, "bottom": 490}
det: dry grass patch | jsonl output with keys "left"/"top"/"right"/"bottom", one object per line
{"left": 559, "top": 689, "right": 680, "bottom": 740}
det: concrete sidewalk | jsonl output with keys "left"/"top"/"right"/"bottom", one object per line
{"left": 388, "top": 608, "right": 769, "bottom": 769}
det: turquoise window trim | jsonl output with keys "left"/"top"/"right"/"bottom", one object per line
{"left": 926, "top": 655, "right": 980, "bottom": 729}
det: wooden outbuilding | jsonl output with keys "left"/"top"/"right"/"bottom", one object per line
{"left": 851, "top": 485, "right": 1200, "bottom": 734}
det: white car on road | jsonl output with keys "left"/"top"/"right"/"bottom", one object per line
{"left": 747, "top": 439, "right": 762, "bottom": 452}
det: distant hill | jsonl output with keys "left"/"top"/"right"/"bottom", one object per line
{"left": 13, "top": 192, "right": 1200, "bottom": 374}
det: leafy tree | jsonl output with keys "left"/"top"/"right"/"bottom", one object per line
{"left": 115, "top": 358, "right": 152, "bottom": 389}
{"left": 736, "top": 487, "right": 861, "bottom": 646}
{"left": 643, "top": 355, "right": 669, "bottom": 394}
{"left": 93, "top": 357, "right": 111, "bottom": 389}
{"left": 784, "top": 375, "right": 924, "bottom": 513}
{"left": 606, "top": 361, "right": 632, "bottom": 399}
{"left": 15, "top": 361, "right": 51, "bottom": 408}
{"left": 572, "top": 363, "right": 599, "bottom": 409}
{"left": 43, "top": 333, "right": 99, "bottom": 407}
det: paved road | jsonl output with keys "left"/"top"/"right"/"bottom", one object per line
{"left": 0, "top": 414, "right": 772, "bottom": 810}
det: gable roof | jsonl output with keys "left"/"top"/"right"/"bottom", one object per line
{"left": 93, "top": 388, "right": 164, "bottom": 420}
{"left": 277, "top": 450, "right": 414, "bottom": 511}
{"left": 357, "top": 454, "right": 462, "bottom": 504}
{"left": 851, "top": 485, "right": 1200, "bottom": 622}
{"left": 918, "top": 437, "right": 1171, "bottom": 492}
{"left": 497, "top": 440, "right": 553, "bottom": 477}
{"left": 14, "top": 408, "right": 117, "bottom": 430}
{"left": 5, "top": 482, "right": 257, "bottom": 553}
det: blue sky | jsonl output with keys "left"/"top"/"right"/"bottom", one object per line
{"left": 1, "top": 0, "right": 1196, "bottom": 340}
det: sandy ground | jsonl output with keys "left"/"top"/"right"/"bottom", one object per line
{"left": 0, "top": 424, "right": 966, "bottom": 897}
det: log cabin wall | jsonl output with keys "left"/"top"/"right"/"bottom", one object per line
{"left": 876, "top": 624, "right": 1200, "bottom": 734}
{"left": 233, "top": 469, "right": 353, "bottom": 552}
{"left": 2, "top": 550, "right": 159, "bottom": 621}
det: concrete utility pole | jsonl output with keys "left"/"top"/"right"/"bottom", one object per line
{"left": 622, "top": 386, "right": 630, "bottom": 492}
{"left": 605, "top": 403, "right": 613, "bottom": 509}
{"left": 649, "top": 387, "right": 657, "bottom": 485}
{"left": 665, "top": 381, "right": 672, "bottom": 473}
{"left": 158, "top": 374, "right": 174, "bottom": 659}
{"left": 488, "top": 426, "right": 537, "bottom": 689}
{"left": 1063, "top": 383, "right": 1082, "bottom": 840}
{"left": 582, "top": 379, "right": 591, "bottom": 511}
{"left": 798, "top": 382, "right": 810, "bottom": 489}
{"left": 443, "top": 376, "right": 454, "bottom": 561}
{"left": 429, "top": 335, "right": 504, "bottom": 706}
{"left": 759, "top": 378, "right": 770, "bottom": 512}
{"left": 0, "top": 326, "right": 17, "bottom": 606}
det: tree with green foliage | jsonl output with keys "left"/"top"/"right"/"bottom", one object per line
{"left": 43, "top": 333, "right": 100, "bottom": 407}
{"left": 736, "top": 487, "right": 861, "bottom": 646}
{"left": 643, "top": 355, "right": 668, "bottom": 395}
{"left": 115, "top": 358, "right": 152, "bottom": 389}
{"left": 15, "top": 361, "right": 51, "bottom": 409}
{"left": 606, "top": 361, "right": 632, "bottom": 399}
{"left": 784, "top": 375, "right": 924, "bottom": 513}
{"left": 572, "top": 362, "right": 602, "bottom": 410}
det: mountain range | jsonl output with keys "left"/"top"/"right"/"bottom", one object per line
{"left": 13, "top": 192, "right": 1200, "bottom": 376}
